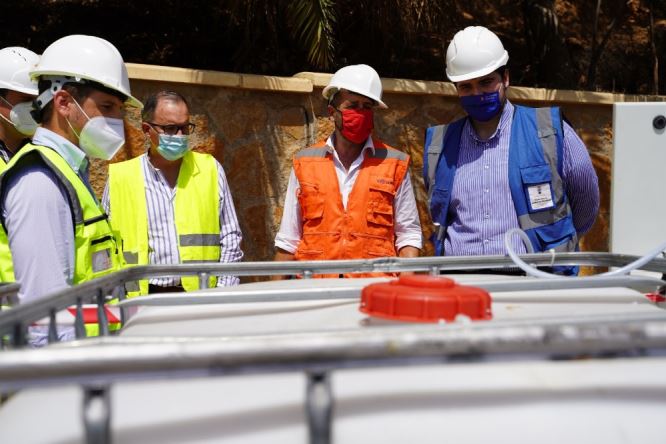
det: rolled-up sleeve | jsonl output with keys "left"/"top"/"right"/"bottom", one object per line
{"left": 274, "top": 168, "right": 302, "bottom": 254}
{"left": 393, "top": 170, "right": 423, "bottom": 250}
{"left": 216, "top": 162, "right": 243, "bottom": 286}
{"left": 562, "top": 122, "right": 600, "bottom": 235}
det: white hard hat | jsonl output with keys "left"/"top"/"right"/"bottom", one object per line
{"left": 322, "top": 64, "right": 387, "bottom": 109}
{"left": 30, "top": 34, "right": 141, "bottom": 108}
{"left": 0, "top": 47, "right": 39, "bottom": 95}
{"left": 445, "top": 26, "right": 509, "bottom": 82}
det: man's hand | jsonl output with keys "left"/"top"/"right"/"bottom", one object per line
{"left": 398, "top": 246, "right": 420, "bottom": 275}
{"left": 272, "top": 248, "right": 296, "bottom": 281}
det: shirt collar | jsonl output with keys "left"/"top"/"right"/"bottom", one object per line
{"left": 0, "top": 138, "right": 31, "bottom": 163}
{"left": 325, "top": 133, "right": 375, "bottom": 156}
{"left": 32, "top": 127, "right": 89, "bottom": 174}
{"left": 0, "top": 140, "right": 11, "bottom": 163}
{"left": 466, "top": 99, "right": 514, "bottom": 143}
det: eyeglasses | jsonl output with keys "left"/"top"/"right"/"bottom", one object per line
{"left": 147, "top": 122, "right": 196, "bottom": 135}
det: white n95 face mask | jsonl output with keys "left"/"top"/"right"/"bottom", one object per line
{"left": 9, "top": 102, "right": 39, "bottom": 136}
{"left": 68, "top": 99, "right": 126, "bottom": 160}
{"left": 78, "top": 116, "right": 126, "bottom": 160}
{"left": 0, "top": 97, "right": 38, "bottom": 136}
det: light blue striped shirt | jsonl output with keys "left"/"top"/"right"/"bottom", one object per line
{"left": 102, "top": 153, "right": 243, "bottom": 287}
{"left": 444, "top": 100, "right": 599, "bottom": 256}
{"left": 1, "top": 128, "right": 91, "bottom": 303}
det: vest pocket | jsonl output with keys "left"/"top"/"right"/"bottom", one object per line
{"left": 520, "top": 164, "right": 555, "bottom": 213}
{"left": 532, "top": 217, "right": 576, "bottom": 251}
{"left": 296, "top": 248, "right": 324, "bottom": 260}
{"left": 298, "top": 183, "right": 324, "bottom": 220}
{"left": 89, "top": 235, "right": 117, "bottom": 275}
{"left": 367, "top": 201, "right": 394, "bottom": 227}
{"left": 367, "top": 183, "right": 395, "bottom": 237}
{"left": 364, "top": 237, "right": 396, "bottom": 258}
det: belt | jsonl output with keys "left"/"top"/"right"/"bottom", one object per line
{"left": 148, "top": 284, "right": 185, "bottom": 293}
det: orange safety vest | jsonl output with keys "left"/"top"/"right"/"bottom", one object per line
{"left": 293, "top": 138, "right": 410, "bottom": 278}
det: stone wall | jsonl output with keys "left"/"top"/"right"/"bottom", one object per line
{"left": 88, "top": 63, "right": 665, "bottom": 262}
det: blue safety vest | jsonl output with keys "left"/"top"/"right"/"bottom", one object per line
{"left": 424, "top": 105, "right": 578, "bottom": 274}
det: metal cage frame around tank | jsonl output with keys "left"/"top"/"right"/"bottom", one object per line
{"left": 2, "top": 252, "right": 666, "bottom": 444}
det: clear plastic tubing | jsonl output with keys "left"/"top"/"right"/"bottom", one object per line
{"left": 504, "top": 228, "right": 666, "bottom": 278}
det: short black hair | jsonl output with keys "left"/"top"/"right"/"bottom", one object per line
{"left": 141, "top": 90, "right": 189, "bottom": 122}
{"left": 32, "top": 79, "right": 127, "bottom": 124}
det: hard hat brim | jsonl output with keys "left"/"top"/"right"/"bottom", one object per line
{"left": 0, "top": 81, "right": 38, "bottom": 96}
{"left": 322, "top": 85, "right": 388, "bottom": 109}
{"left": 446, "top": 52, "right": 509, "bottom": 83}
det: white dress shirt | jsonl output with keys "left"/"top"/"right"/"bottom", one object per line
{"left": 275, "top": 135, "right": 422, "bottom": 254}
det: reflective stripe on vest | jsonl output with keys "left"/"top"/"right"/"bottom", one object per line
{"left": 0, "top": 144, "right": 122, "bottom": 285}
{"left": 508, "top": 107, "right": 578, "bottom": 259}
{"left": 427, "top": 106, "right": 578, "bottom": 273}
{"left": 108, "top": 151, "right": 220, "bottom": 295}
{"left": 423, "top": 120, "right": 465, "bottom": 256}
{"left": 293, "top": 138, "right": 409, "bottom": 278}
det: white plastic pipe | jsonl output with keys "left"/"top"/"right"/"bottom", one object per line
{"left": 504, "top": 228, "right": 666, "bottom": 278}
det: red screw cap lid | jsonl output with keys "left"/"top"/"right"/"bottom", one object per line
{"left": 360, "top": 275, "right": 492, "bottom": 323}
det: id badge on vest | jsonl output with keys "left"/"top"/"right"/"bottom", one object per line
{"left": 527, "top": 183, "right": 555, "bottom": 212}
{"left": 92, "top": 248, "right": 112, "bottom": 273}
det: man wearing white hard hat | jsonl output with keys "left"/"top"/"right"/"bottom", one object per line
{"left": 0, "top": 47, "right": 40, "bottom": 284}
{"left": 274, "top": 64, "right": 422, "bottom": 278}
{"left": 0, "top": 35, "right": 140, "bottom": 344}
{"left": 424, "top": 26, "right": 598, "bottom": 275}
{"left": 0, "top": 47, "right": 40, "bottom": 169}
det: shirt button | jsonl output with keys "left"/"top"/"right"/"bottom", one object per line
{"left": 484, "top": 165, "right": 489, "bottom": 169}
{"left": 484, "top": 188, "right": 489, "bottom": 193}
{"left": 484, "top": 214, "right": 490, "bottom": 219}
{"left": 484, "top": 239, "right": 490, "bottom": 243}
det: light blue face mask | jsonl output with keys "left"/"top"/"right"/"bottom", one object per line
{"left": 156, "top": 134, "right": 190, "bottom": 161}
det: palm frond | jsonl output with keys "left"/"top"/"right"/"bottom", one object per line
{"left": 287, "top": 0, "right": 337, "bottom": 70}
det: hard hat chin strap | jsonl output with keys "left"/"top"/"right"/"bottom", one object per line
{"left": 33, "top": 75, "right": 85, "bottom": 110}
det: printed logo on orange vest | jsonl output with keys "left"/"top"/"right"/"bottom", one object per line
{"left": 375, "top": 178, "right": 394, "bottom": 185}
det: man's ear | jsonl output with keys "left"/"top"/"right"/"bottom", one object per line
{"left": 52, "top": 90, "right": 73, "bottom": 119}
{"left": 141, "top": 121, "right": 152, "bottom": 135}
{"left": 327, "top": 104, "right": 336, "bottom": 118}
{"left": 503, "top": 69, "right": 510, "bottom": 89}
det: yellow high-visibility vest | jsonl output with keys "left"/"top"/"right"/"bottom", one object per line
{"left": 0, "top": 157, "right": 13, "bottom": 282}
{"left": 108, "top": 151, "right": 220, "bottom": 296}
{"left": 0, "top": 143, "right": 122, "bottom": 285}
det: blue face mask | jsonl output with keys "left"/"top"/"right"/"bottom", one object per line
{"left": 156, "top": 134, "right": 190, "bottom": 161}
{"left": 460, "top": 91, "right": 502, "bottom": 122}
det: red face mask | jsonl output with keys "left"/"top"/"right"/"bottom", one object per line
{"left": 337, "top": 108, "right": 374, "bottom": 144}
